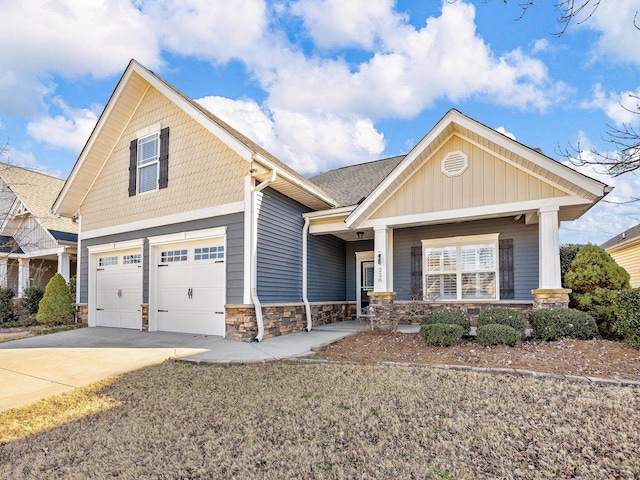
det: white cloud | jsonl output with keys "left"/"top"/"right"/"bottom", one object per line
{"left": 0, "top": 0, "right": 162, "bottom": 116}
{"left": 26, "top": 98, "right": 100, "bottom": 153}
{"left": 495, "top": 126, "right": 516, "bottom": 141}
{"left": 135, "top": 0, "right": 267, "bottom": 63}
{"left": 587, "top": 0, "right": 640, "bottom": 66}
{"left": 0, "top": 146, "right": 65, "bottom": 179}
{"left": 196, "top": 96, "right": 385, "bottom": 174}
{"left": 582, "top": 84, "right": 640, "bottom": 126}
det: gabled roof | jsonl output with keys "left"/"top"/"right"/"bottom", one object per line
{"left": 345, "top": 109, "right": 611, "bottom": 228}
{"left": 0, "top": 235, "right": 23, "bottom": 254}
{"left": 0, "top": 163, "right": 77, "bottom": 234}
{"left": 309, "top": 156, "right": 404, "bottom": 207}
{"left": 53, "top": 60, "right": 337, "bottom": 217}
{"left": 602, "top": 223, "right": 640, "bottom": 250}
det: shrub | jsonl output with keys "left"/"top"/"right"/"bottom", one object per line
{"left": 0, "top": 286, "right": 16, "bottom": 324}
{"left": 529, "top": 308, "right": 599, "bottom": 341}
{"left": 420, "top": 323, "right": 464, "bottom": 346}
{"left": 36, "top": 274, "right": 76, "bottom": 326}
{"left": 564, "top": 245, "right": 630, "bottom": 336}
{"left": 613, "top": 289, "right": 640, "bottom": 349}
{"left": 421, "top": 309, "right": 471, "bottom": 335}
{"left": 21, "top": 285, "right": 45, "bottom": 315}
{"left": 560, "top": 243, "right": 585, "bottom": 287}
{"left": 477, "top": 308, "right": 526, "bottom": 338}
{"left": 477, "top": 324, "right": 518, "bottom": 347}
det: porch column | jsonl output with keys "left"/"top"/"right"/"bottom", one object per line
{"left": 538, "top": 206, "right": 561, "bottom": 289}
{"left": 18, "top": 258, "right": 29, "bottom": 297}
{"left": 0, "top": 258, "right": 7, "bottom": 287}
{"left": 373, "top": 225, "right": 393, "bottom": 292}
{"left": 532, "top": 206, "right": 570, "bottom": 309}
{"left": 58, "top": 252, "right": 71, "bottom": 283}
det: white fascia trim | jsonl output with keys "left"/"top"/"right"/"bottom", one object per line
{"left": 309, "top": 220, "right": 350, "bottom": 235}
{"left": 88, "top": 238, "right": 144, "bottom": 254}
{"left": 302, "top": 205, "right": 355, "bottom": 219}
{"left": 252, "top": 153, "right": 338, "bottom": 208}
{"left": 360, "top": 196, "right": 590, "bottom": 229}
{"left": 148, "top": 226, "right": 226, "bottom": 246}
{"left": 80, "top": 202, "right": 243, "bottom": 240}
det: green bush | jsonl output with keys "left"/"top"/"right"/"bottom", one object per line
{"left": 420, "top": 323, "right": 464, "bottom": 346}
{"left": 477, "top": 324, "right": 518, "bottom": 347}
{"left": 564, "top": 245, "right": 630, "bottom": 336}
{"left": 560, "top": 243, "right": 585, "bottom": 287}
{"left": 421, "top": 309, "right": 471, "bottom": 335}
{"left": 477, "top": 308, "right": 526, "bottom": 338}
{"left": 613, "top": 289, "right": 640, "bottom": 349}
{"left": 36, "top": 274, "right": 76, "bottom": 326}
{"left": 21, "top": 285, "right": 45, "bottom": 315}
{"left": 529, "top": 308, "right": 599, "bottom": 341}
{"left": 0, "top": 286, "right": 16, "bottom": 324}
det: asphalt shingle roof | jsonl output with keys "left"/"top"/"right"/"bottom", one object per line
{"left": 602, "top": 223, "right": 640, "bottom": 249}
{"left": 308, "top": 155, "right": 405, "bottom": 207}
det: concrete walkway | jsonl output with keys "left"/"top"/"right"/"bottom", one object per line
{"left": 0, "top": 322, "right": 378, "bottom": 412}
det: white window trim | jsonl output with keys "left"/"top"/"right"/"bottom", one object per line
{"left": 137, "top": 132, "right": 160, "bottom": 194}
{"left": 421, "top": 233, "right": 500, "bottom": 302}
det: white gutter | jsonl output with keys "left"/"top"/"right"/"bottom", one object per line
{"left": 302, "top": 217, "right": 312, "bottom": 332}
{"left": 252, "top": 169, "right": 277, "bottom": 342}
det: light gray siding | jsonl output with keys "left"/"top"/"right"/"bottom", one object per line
{"left": 79, "top": 212, "right": 244, "bottom": 304}
{"left": 392, "top": 217, "right": 538, "bottom": 301}
{"left": 346, "top": 240, "right": 374, "bottom": 301}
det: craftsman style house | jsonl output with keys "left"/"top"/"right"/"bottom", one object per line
{"left": 53, "top": 60, "right": 610, "bottom": 341}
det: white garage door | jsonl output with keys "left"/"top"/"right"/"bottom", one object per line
{"left": 155, "top": 238, "right": 225, "bottom": 336}
{"left": 95, "top": 249, "right": 143, "bottom": 329}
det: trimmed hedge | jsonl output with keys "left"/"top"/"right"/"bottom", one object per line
{"left": 613, "top": 288, "right": 640, "bottom": 349}
{"left": 36, "top": 274, "right": 76, "bottom": 326}
{"left": 529, "top": 308, "right": 599, "bottom": 341}
{"left": 477, "top": 308, "right": 526, "bottom": 338}
{"left": 420, "top": 323, "right": 464, "bottom": 346}
{"left": 421, "top": 309, "right": 471, "bottom": 335}
{"left": 477, "top": 324, "right": 518, "bottom": 347}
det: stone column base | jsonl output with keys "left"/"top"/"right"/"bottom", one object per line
{"left": 141, "top": 304, "right": 149, "bottom": 331}
{"left": 531, "top": 288, "right": 571, "bottom": 310}
{"left": 75, "top": 303, "right": 88, "bottom": 325}
{"left": 367, "top": 292, "right": 396, "bottom": 330}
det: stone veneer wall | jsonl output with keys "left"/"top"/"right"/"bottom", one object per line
{"left": 76, "top": 303, "right": 88, "bottom": 325}
{"left": 225, "top": 302, "right": 357, "bottom": 342}
{"left": 141, "top": 304, "right": 149, "bottom": 331}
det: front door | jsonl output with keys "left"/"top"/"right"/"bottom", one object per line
{"left": 356, "top": 252, "right": 374, "bottom": 318}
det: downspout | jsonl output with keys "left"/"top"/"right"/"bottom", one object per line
{"left": 302, "top": 217, "right": 312, "bottom": 332}
{"left": 251, "top": 169, "right": 277, "bottom": 342}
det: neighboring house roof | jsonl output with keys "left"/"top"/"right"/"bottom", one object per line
{"left": 0, "top": 163, "right": 77, "bottom": 235}
{"left": 0, "top": 235, "right": 23, "bottom": 254}
{"left": 602, "top": 223, "right": 640, "bottom": 250}
{"left": 53, "top": 59, "right": 337, "bottom": 217}
{"left": 48, "top": 229, "right": 79, "bottom": 243}
{"left": 309, "top": 156, "right": 405, "bottom": 207}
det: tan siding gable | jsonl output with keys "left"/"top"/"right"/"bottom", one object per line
{"left": 81, "top": 86, "right": 248, "bottom": 231}
{"left": 610, "top": 244, "right": 640, "bottom": 288}
{"left": 371, "top": 134, "right": 569, "bottom": 220}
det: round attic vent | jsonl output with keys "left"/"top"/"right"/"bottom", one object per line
{"left": 441, "top": 151, "right": 469, "bottom": 177}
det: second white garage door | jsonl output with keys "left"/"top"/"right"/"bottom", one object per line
{"left": 154, "top": 238, "right": 226, "bottom": 336}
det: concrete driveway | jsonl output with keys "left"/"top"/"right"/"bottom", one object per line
{"left": 0, "top": 323, "right": 369, "bottom": 412}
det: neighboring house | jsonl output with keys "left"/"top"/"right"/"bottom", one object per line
{"left": 52, "top": 60, "right": 610, "bottom": 341}
{"left": 0, "top": 163, "right": 77, "bottom": 296}
{"left": 602, "top": 224, "right": 640, "bottom": 288}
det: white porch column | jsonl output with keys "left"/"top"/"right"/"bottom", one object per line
{"left": 58, "top": 252, "right": 71, "bottom": 283}
{"left": 18, "top": 258, "right": 30, "bottom": 297}
{"left": 0, "top": 258, "right": 7, "bottom": 287}
{"left": 373, "top": 225, "right": 393, "bottom": 292}
{"left": 538, "top": 206, "right": 562, "bottom": 289}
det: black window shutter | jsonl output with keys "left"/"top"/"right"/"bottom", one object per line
{"left": 411, "top": 246, "right": 423, "bottom": 298}
{"left": 499, "top": 239, "right": 514, "bottom": 299}
{"left": 128, "top": 139, "right": 137, "bottom": 197}
{"left": 158, "top": 127, "right": 170, "bottom": 189}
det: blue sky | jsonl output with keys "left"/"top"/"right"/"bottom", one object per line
{"left": 1, "top": 0, "right": 639, "bottom": 244}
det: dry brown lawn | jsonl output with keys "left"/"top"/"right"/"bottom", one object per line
{"left": 1, "top": 360, "right": 639, "bottom": 479}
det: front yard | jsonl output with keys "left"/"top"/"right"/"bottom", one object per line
{"left": 1, "top": 360, "right": 639, "bottom": 479}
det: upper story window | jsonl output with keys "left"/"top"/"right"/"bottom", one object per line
{"left": 138, "top": 133, "right": 159, "bottom": 194}
{"left": 129, "top": 126, "right": 170, "bottom": 197}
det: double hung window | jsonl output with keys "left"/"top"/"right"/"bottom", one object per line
{"left": 137, "top": 133, "right": 159, "bottom": 194}
{"left": 422, "top": 234, "right": 499, "bottom": 301}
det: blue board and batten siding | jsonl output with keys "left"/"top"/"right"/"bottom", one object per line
{"left": 257, "top": 187, "right": 346, "bottom": 303}
{"left": 79, "top": 212, "right": 244, "bottom": 304}
{"left": 392, "top": 217, "right": 538, "bottom": 301}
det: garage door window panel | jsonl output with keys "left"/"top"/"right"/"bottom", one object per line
{"left": 99, "top": 256, "right": 118, "bottom": 267}
{"left": 161, "top": 249, "right": 188, "bottom": 263}
{"left": 194, "top": 246, "right": 224, "bottom": 261}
